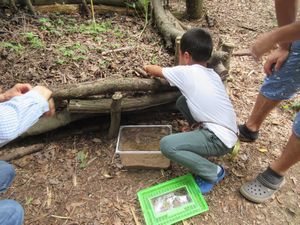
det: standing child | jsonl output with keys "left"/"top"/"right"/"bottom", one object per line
{"left": 144, "top": 28, "right": 238, "bottom": 194}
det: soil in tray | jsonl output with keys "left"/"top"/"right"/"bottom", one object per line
{"left": 119, "top": 127, "right": 171, "bottom": 151}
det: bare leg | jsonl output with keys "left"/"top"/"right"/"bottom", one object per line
{"left": 270, "top": 133, "right": 300, "bottom": 175}
{"left": 245, "top": 93, "right": 281, "bottom": 132}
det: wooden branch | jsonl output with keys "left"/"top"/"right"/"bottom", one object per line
{"left": 0, "top": 144, "right": 45, "bottom": 161}
{"left": 20, "top": 109, "right": 88, "bottom": 138}
{"left": 52, "top": 78, "right": 174, "bottom": 99}
{"left": 25, "top": 0, "right": 35, "bottom": 14}
{"left": 108, "top": 92, "right": 122, "bottom": 139}
{"left": 232, "top": 49, "right": 252, "bottom": 57}
{"left": 101, "top": 46, "right": 135, "bottom": 56}
{"left": 67, "top": 91, "right": 181, "bottom": 113}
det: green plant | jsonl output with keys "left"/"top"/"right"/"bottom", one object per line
{"left": 25, "top": 197, "right": 33, "bottom": 205}
{"left": 55, "top": 58, "right": 65, "bottom": 65}
{"left": 291, "top": 101, "right": 300, "bottom": 111}
{"left": 58, "top": 42, "right": 87, "bottom": 61}
{"left": 67, "top": 22, "right": 111, "bottom": 35}
{"left": 114, "top": 27, "right": 125, "bottom": 38}
{"left": 126, "top": 0, "right": 150, "bottom": 37}
{"left": 150, "top": 55, "right": 158, "bottom": 64}
{"left": 76, "top": 151, "right": 88, "bottom": 168}
{"left": 0, "top": 42, "right": 24, "bottom": 54}
{"left": 25, "top": 32, "right": 44, "bottom": 48}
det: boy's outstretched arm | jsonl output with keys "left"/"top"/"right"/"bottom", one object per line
{"left": 144, "top": 65, "right": 164, "bottom": 78}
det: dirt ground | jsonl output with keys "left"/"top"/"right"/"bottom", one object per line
{"left": 1, "top": 0, "right": 300, "bottom": 224}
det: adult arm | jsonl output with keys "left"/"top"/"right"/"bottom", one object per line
{"left": 252, "top": 22, "right": 300, "bottom": 59}
{"left": 263, "top": 0, "right": 298, "bottom": 74}
{"left": 0, "top": 84, "right": 32, "bottom": 102}
{"left": 0, "top": 86, "right": 54, "bottom": 147}
{"left": 275, "top": 0, "right": 298, "bottom": 48}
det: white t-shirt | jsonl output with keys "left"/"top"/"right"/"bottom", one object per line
{"left": 162, "top": 64, "right": 237, "bottom": 148}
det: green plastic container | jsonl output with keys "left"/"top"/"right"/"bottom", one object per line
{"left": 137, "top": 174, "right": 209, "bottom": 225}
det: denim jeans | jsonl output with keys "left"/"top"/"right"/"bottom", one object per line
{"left": 0, "top": 161, "right": 24, "bottom": 225}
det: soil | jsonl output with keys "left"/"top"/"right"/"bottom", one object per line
{"left": 1, "top": 0, "right": 300, "bottom": 225}
{"left": 118, "top": 126, "right": 171, "bottom": 151}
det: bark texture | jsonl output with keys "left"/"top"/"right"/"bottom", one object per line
{"left": 186, "top": 0, "right": 203, "bottom": 19}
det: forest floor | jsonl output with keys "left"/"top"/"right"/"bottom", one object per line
{"left": 1, "top": 0, "right": 300, "bottom": 224}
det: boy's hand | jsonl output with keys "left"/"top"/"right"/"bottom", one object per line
{"left": 143, "top": 65, "right": 164, "bottom": 78}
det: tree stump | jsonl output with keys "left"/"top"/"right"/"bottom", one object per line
{"left": 108, "top": 92, "right": 123, "bottom": 139}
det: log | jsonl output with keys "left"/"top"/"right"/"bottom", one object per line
{"left": 151, "top": 0, "right": 184, "bottom": 49}
{"left": 0, "top": 0, "right": 136, "bottom": 7}
{"left": 68, "top": 91, "right": 181, "bottom": 113}
{"left": 108, "top": 92, "right": 122, "bottom": 139}
{"left": 34, "top": 3, "right": 134, "bottom": 14}
{"left": 52, "top": 78, "right": 175, "bottom": 100}
{"left": 0, "top": 144, "right": 45, "bottom": 161}
{"left": 20, "top": 109, "right": 88, "bottom": 137}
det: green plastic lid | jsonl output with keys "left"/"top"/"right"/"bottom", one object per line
{"left": 137, "top": 174, "right": 209, "bottom": 225}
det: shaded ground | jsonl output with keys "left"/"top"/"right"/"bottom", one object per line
{"left": 1, "top": 0, "right": 300, "bottom": 224}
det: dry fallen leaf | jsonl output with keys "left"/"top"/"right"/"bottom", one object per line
{"left": 258, "top": 148, "right": 268, "bottom": 153}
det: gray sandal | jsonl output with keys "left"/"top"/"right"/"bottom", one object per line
{"left": 240, "top": 174, "right": 285, "bottom": 203}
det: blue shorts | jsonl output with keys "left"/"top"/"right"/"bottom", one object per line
{"left": 260, "top": 40, "right": 300, "bottom": 138}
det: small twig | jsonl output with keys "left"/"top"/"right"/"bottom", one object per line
{"left": 50, "top": 215, "right": 72, "bottom": 220}
{"left": 232, "top": 49, "right": 252, "bottom": 57}
{"left": 130, "top": 206, "right": 141, "bottom": 225}
{"left": 238, "top": 25, "right": 257, "bottom": 32}
{"left": 102, "top": 46, "right": 135, "bottom": 56}
{"left": 86, "top": 157, "right": 97, "bottom": 166}
{"left": 247, "top": 70, "right": 255, "bottom": 76}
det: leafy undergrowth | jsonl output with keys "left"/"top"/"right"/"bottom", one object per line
{"left": 0, "top": 13, "right": 172, "bottom": 89}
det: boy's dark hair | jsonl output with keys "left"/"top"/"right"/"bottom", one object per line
{"left": 180, "top": 28, "right": 213, "bottom": 62}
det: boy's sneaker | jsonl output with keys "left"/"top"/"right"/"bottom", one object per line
{"left": 194, "top": 166, "right": 225, "bottom": 194}
{"left": 238, "top": 124, "right": 259, "bottom": 142}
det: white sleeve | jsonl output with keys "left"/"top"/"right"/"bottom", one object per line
{"left": 0, "top": 90, "right": 49, "bottom": 147}
{"left": 162, "top": 66, "right": 187, "bottom": 89}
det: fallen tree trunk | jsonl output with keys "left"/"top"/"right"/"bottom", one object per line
{"left": 34, "top": 3, "right": 134, "bottom": 14}
{"left": 68, "top": 91, "right": 181, "bottom": 113}
{"left": 52, "top": 77, "right": 174, "bottom": 100}
{"left": 19, "top": 92, "right": 179, "bottom": 137}
{"left": 0, "top": 144, "right": 45, "bottom": 161}
{"left": 20, "top": 109, "right": 89, "bottom": 137}
{"left": 0, "top": 0, "right": 135, "bottom": 7}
